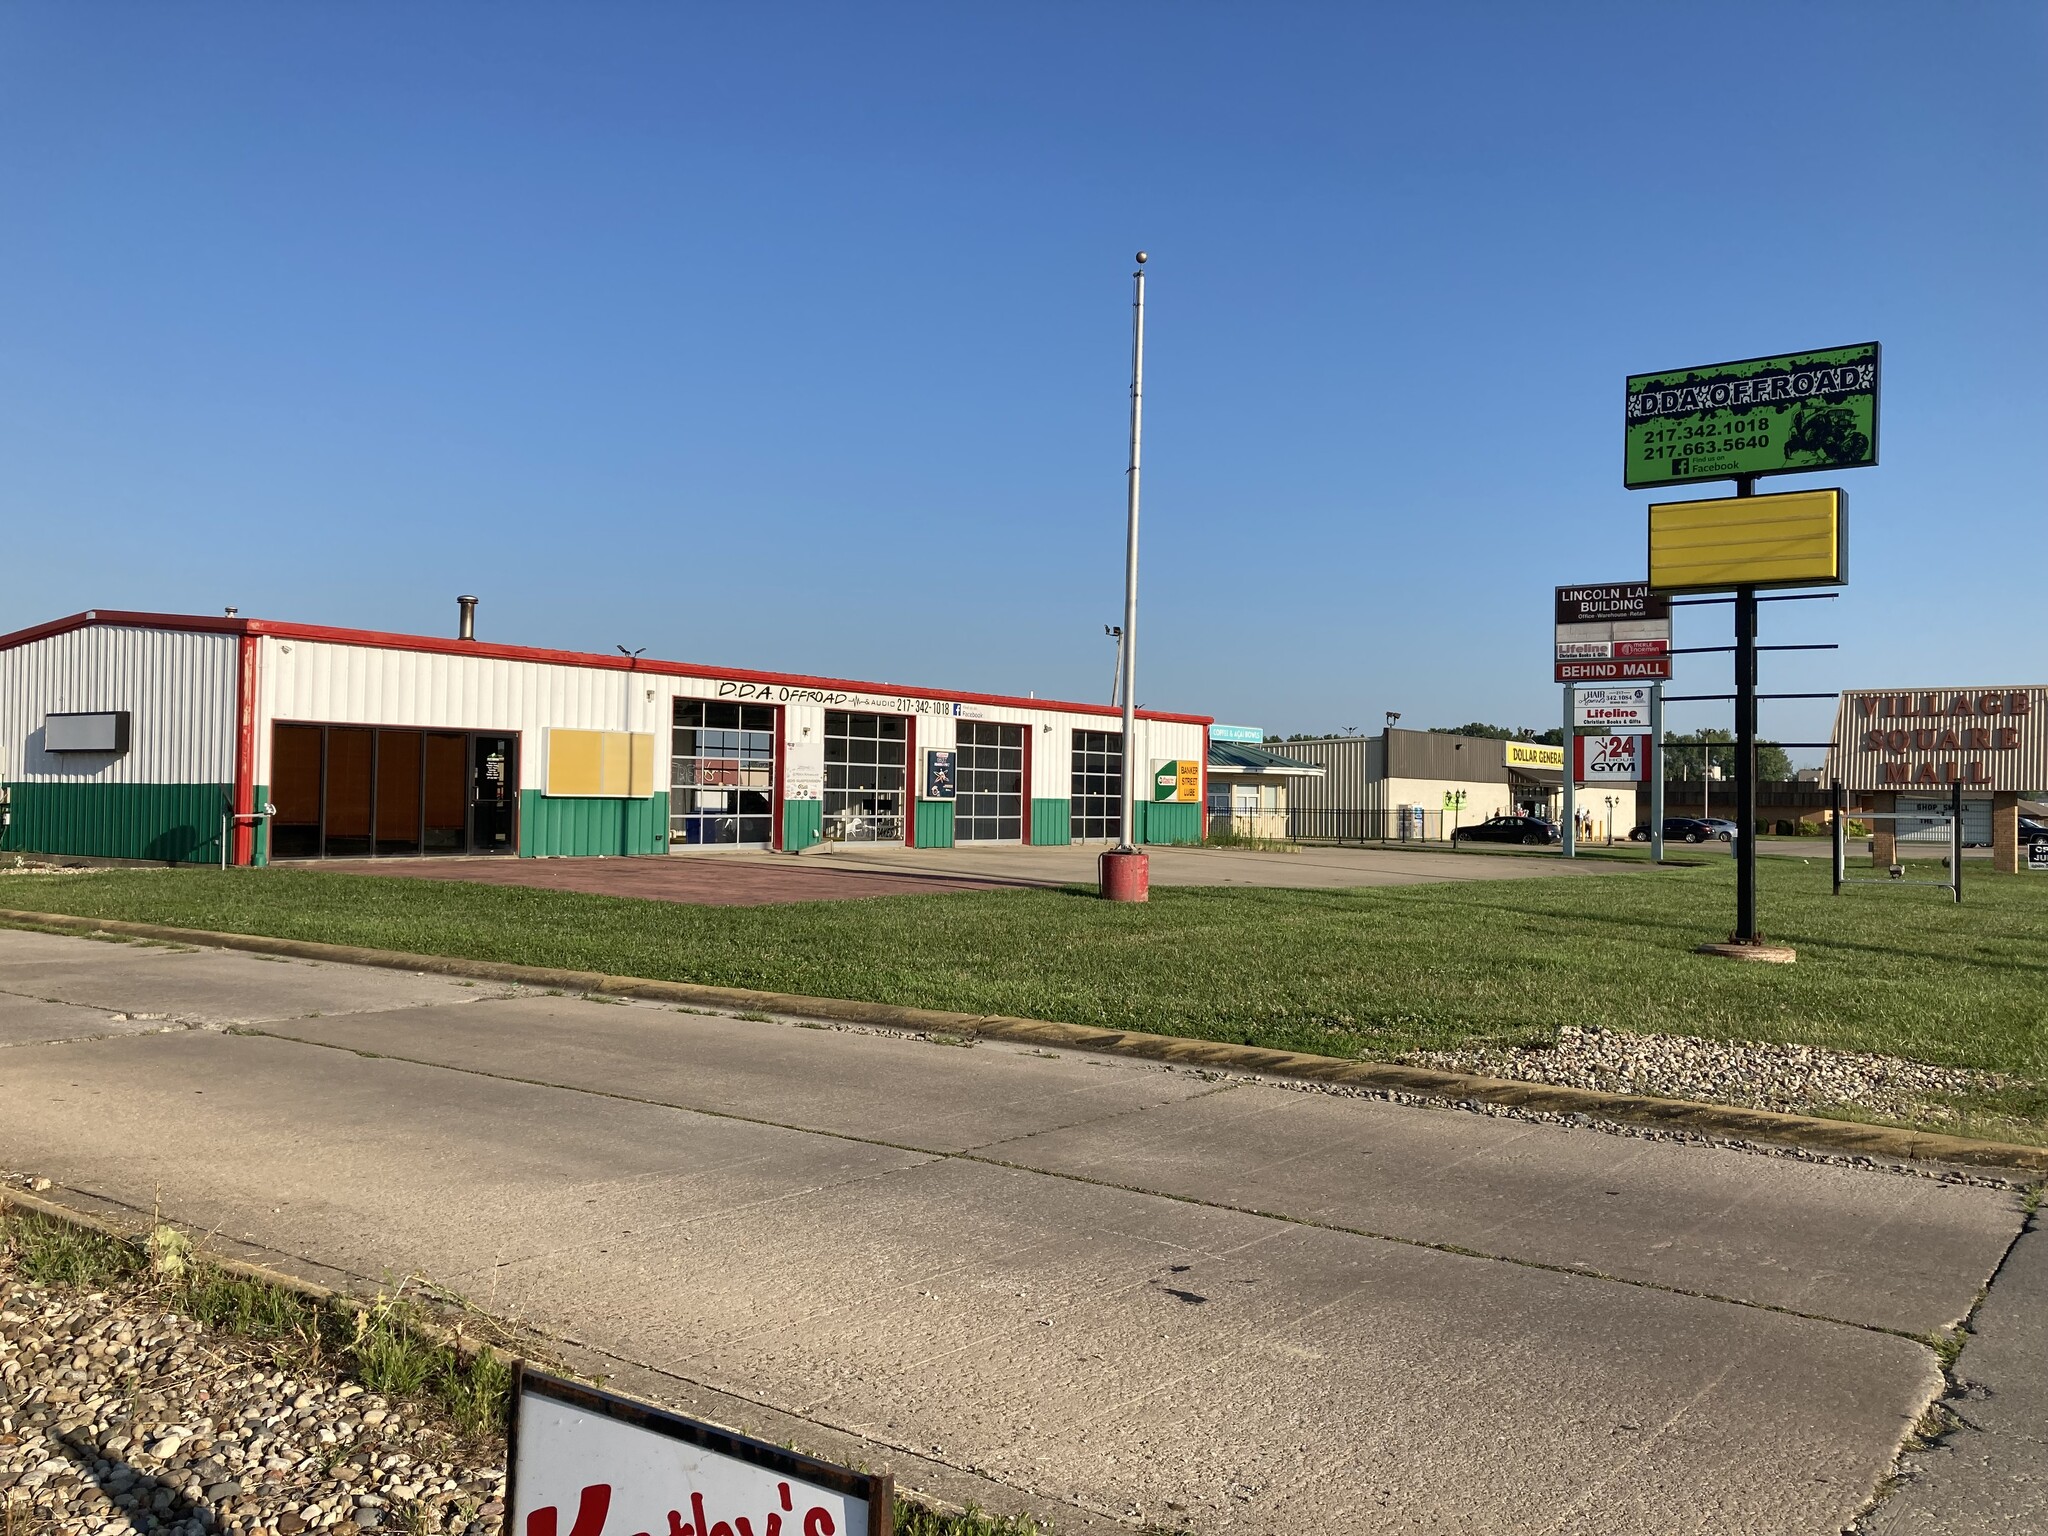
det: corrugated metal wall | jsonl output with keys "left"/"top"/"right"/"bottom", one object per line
{"left": 1278, "top": 736, "right": 1388, "bottom": 814}
{"left": 1826, "top": 687, "right": 2048, "bottom": 794}
{"left": 261, "top": 638, "right": 659, "bottom": 788}
{"left": 2, "top": 625, "right": 237, "bottom": 783}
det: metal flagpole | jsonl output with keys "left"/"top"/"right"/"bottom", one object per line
{"left": 1116, "top": 253, "right": 1147, "bottom": 856}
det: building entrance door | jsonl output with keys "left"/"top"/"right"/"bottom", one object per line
{"left": 470, "top": 735, "right": 518, "bottom": 853}
{"left": 824, "top": 710, "right": 906, "bottom": 842}
{"left": 955, "top": 721, "right": 1024, "bottom": 841}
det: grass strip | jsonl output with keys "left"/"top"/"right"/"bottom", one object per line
{"left": 6, "top": 859, "right": 2045, "bottom": 1082}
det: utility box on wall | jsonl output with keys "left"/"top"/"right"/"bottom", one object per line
{"left": 44, "top": 711, "right": 131, "bottom": 754}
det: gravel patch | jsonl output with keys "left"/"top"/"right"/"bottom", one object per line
{"left": 0, "top": 1270, "right": 505, "bottom": 1535}
{"left": 1408, "top": 1024, "right": 2011, "bottom": 1125}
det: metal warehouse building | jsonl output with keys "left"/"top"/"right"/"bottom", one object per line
{"left": 1277, "top": 729, "right": 1566, "bottom": 840}
{"left": 0, "top": 607, "right": 1210, "bottom": 866}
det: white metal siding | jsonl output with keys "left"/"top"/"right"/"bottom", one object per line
{"left": 2, "top": 626, "right": 238, "bottom": 783}
{"left": 261, "top": 639, "right": 657, "bottom": 790}
{"left": 260, "top": 637, "right": 1206, "bottom": 799}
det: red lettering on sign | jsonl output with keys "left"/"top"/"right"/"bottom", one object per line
{"left": 528, "top": 1485, "right": 613, "bottom": 1536}
{"left": 663, "top": 1486, "right": 830, "bottom": 1536}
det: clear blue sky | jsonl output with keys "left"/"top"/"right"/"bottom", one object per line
{"left": 4, "top": 5, "right": 2042, "bottom": 755}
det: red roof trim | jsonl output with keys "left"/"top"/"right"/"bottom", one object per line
{"left": 0, "top": 610, "right": 1212, "bottom": 726}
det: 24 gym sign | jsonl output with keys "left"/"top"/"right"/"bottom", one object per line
{"left": 1827, "top": 688, "right": 2043, "bottom": 791}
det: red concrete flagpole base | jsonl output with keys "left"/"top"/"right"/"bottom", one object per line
{"left": 1098, "top": 849, "right": 1150, "bottom": 902}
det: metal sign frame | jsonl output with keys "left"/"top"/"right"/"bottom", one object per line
{"left": 1829, "top": 779, "right": 1962, "bottom": 904}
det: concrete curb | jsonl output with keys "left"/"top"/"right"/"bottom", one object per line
{"left": 6, "top": 905, "right": 2047, "bottom": 1176}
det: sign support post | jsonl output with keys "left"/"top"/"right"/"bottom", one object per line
{"left": 1731, "top": 480, "right": 1760, "bottom": 939}
{"left": 1561, "top": 684, "right": 1576, "bottom": 858}
{"left": 1650, "top": 681, "right": 1665, "bottom": 863}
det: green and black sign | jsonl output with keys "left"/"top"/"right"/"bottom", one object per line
{"left": 1625, "top": 342, "right": 1879, "bottom": 489}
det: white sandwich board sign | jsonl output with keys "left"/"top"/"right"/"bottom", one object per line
{"left": 509, "top": 1366, "right": 892, "bottom": 1536}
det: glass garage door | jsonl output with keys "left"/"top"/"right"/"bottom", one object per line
{"left": 671, "top": 701, "right": 776, "bottom": 848}
{"left": 824, "top": 711, "right": 906, "bottom": 842}
{"left": 1070, "top": 729, "right": 1123, "bottom": 842}
{"left": 956, "top": 721, "right": 1023, "bottom": 841}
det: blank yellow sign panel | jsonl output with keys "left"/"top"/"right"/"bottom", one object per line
{"left": 547, "top": 728, "right": 657, "bottom": 797}
{"left": 1648, "top": 488, "right": 1845, "bottom": 593}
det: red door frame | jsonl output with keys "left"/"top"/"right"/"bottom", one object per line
{"left": 1017, "top": 721, "right": 1033, "bottom": 844}
{"left": 771, "top": 703, "right": 787, "bottom": 851}
{"left": 903, "top": 715, "right": 918, "bottom": 846}
{"left": 231, "top": 634, "right": 259, "bottom": 866}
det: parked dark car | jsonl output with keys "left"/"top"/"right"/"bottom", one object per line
{"left": 1452, "top": 815, "right": 1558, "bottom": 846}
{"left": 2020, "top": 816, "right": 2048, "bottom": 847}
{"left": 1629, "top": 817, "right": 1728, "bottom": 844}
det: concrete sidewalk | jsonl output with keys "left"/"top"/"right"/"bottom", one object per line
{"left": 0, "top": 928, "right": 2032, "bottom": 1534}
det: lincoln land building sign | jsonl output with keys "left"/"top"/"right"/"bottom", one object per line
{"left": 1825, "top": 686, "right": 2047, "bottom": 873}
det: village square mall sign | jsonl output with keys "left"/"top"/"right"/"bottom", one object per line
{"left": 1826, "top": 687, "right": 2048, "bottom": 791}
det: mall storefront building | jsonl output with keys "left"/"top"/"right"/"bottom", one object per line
{"left": 0, "top": 608, "right": 1210, "bottom": 866}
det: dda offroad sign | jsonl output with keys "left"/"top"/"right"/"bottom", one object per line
{"left": 1625, "top": 343, "right": 1879, "bottom": 489}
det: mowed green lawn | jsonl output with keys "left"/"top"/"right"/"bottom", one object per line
{"left": 6, "top": 857, "right": 2045, "bottom": 1087}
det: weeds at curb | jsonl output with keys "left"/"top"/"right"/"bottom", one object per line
{"left": 2, "top": 1208, "right": 512, "bottom": 1440}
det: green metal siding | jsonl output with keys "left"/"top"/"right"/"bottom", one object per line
{"left": 252, "top": 783, "right": 270, "bottom": 867}
{"left": 518, "top": 791, "right": 669, "bottom": 858}
{"left": 914, "top": 800, "right": 955, "bottom": 849}
{"left": 782, "top": 800, "right": 822, "bottom": 851}
{"left": 1139, "top": 802, "right": 1202, "bottom": 846}
{"left": 1031, "top": 797, "right": 1070, "bottom": 846}
{"left": 0, "top": 782, "right": 232, "bottom": 865}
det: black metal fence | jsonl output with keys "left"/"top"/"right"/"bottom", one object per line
{"left": 1283, "top": 807, "right": 1449, "bottom": 844}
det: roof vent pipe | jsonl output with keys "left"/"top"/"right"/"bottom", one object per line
{"left": 457, "top": 595, "right": 478, "bottom": 641}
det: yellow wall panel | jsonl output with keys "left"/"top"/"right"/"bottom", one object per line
{"left": 629, "top": 732, "right": 656, "bottom": 797}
